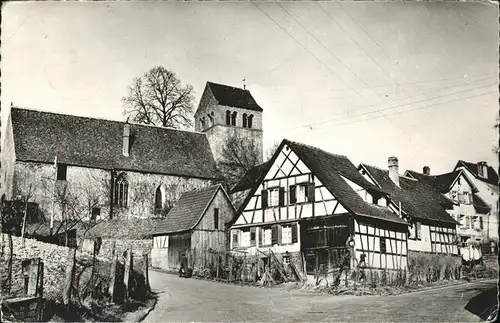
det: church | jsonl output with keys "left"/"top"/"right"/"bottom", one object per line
{"left": 0, "top": 81, "right": 263, "bottom": 230}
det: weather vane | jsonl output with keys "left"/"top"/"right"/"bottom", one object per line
{"left": 243, "top": 76, "right": 246, "bottom": 90}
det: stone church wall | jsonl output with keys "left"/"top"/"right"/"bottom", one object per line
{"left": 12, "top": 161, "right": 214, "bottom": 222}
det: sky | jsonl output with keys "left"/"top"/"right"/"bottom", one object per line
{"left": 2, "top": 1, "right": 498, "bottom": 175}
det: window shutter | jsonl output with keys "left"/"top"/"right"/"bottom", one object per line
{"left": 416, "top": 222, "right": 422, "bottom": 239}
{"left": 250, "top": 227, "right": 256, "bottom": 246}
{"left": 232, "top": 230, "right": 239, "bottom": 249}
{"left": 261, "top": 190, "right": 268, "bottom": 209}
{"left": 258, "top": 227, "right": 263, "bottom": 247}
{"left": 279, "top": 187, "right": 285, "bottom": 206}
{"left": 308, "top": 183, "right": 315, "bottom": 202}
{"left": 271, "top": 225, "right": 279, "bottom": 245}
{"left": 291, "top": 223, "right": 298, "bottom": 243}
{"left": 289, "top": 185, "right": 297, "bottom": 204}
{"left": 278, "top": 225, "right": 282, "bottom": 245}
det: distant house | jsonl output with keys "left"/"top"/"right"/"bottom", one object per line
{"left": 454, "top": 160, "right": 499, "bottom": 244}
{"left": 150, "top": 184, "right": 235, "bottom": 271}
{"left": 359, "top": 159, "right": 459, "bottom": 256}
{"left": 405, "top": 167, "right": 492, "bottom": 247}
{"left": 229, "top": 140, "right": 409, "bottom": 277}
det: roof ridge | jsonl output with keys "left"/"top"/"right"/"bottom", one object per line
{"left": 11, "top": 106, "right": 205, "bottom": 136}
{"left": 284, "top": 139, "right": 349, "bottom": 159}
{"left": 207, "top": 81, "right": 249, "bottom": 92}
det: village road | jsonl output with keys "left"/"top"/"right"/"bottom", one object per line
{"left": 144, "top": 270, "right": 497, "bottom": 322}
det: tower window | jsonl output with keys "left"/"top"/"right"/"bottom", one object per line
{"left": 231, "top": 111, "right": 237, "bottom": 126}
{"left": 114, "top": 173, "right": 129, "bottom": 208}
{"left": 242, "top": 113, "right": 248, "bottom": 128}
{"left": 248, "top": 115, "right": 254, "bottom": 128}
{"left": 200, "top": 118, "right": 205, "bottom": 129}
{"left": 207, "top": 114, "right": 214, "bottom": 127}
{"left": 226, "top": 110, "right": 231, "bottom": 125}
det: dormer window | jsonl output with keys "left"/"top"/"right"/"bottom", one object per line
{"left": 226, "top": 110, "right": 231, "bottom": 125}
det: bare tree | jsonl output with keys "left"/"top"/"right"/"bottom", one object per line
{"left": 220, "top": 132, "right": 261, "bottom": 187}
{"left": 264, "top": 141, "right": 281, "bottom": 161}
{"left": 122, "top": 66, "right": 195, "bottom": 129}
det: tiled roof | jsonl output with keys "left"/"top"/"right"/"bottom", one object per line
{"left": 405, "top": 170, "right": 463, "bottom": 193}
{"left": 473, "top": 194, "right": 491, "bottom": 213}
{"left": 25, "top": 220, "right": 81, "bottom": 237}
{"left": 152, "top": 184, "right": 229, "bottom": 235}
{"left": 231, "top": 162, "right": 270, "bottom": 193}
{"left": 87, "top": 218, "right": 162, "bottom": 239}
{"left": 10, "top": 108, "right": 220, "bottom": 179}
{"left": 456, "top": 160, "right": 499, "bottom": 186}
{"left": 361, "top": 164, "right": 458, "bottom": 225}
{"left": 284, "top": 141, "right": 405, "bottom": 224}
{"left": 230, "top": 139, "right": 406, "bottom": 226}
{"left": 207, "top": 82, "right": 263, "bottom": 112}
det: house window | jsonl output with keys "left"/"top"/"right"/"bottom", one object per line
{"left": 214, "top": 208, "right": 219, "bottom": 230}
{"left": 241, "top": 229, "right": 251, "bottom": 247}
{"left": 262, "top": 227, "right": 272, "bottom": 246}
{"left": 250, "top": 227, "right": 256, "bottom": 246}
{"left": 91, "top": 207, "right": 101, "bottom": 221}
{"left": 458, "top": 192, "right": 471, "bottom": 205}
{"left": 283, "top": 255, "right": 290, "bottom": 265}
{"left": 226, "top": 110, "right": 231, "bottom": 125}
{"left": 114, "top": 173, "right": 128, "bottom": 207}
{"left": 289, "top": 183, "right": 314, "bottom": 204}
{"left": 415, "top": 222, "right": 422, "bottom": 239}
{"left": 242, "top": 113, "right": 248, "bottom": 128}
{"left": 466, "top": 216, "right": 471, "bottom": 229}
{"left": 232, "top": 231, "right": 239, "bottom": 248}
{"left": 231, "top": 111, "right": 237, "bottom": 126}
{"left": 269, "top": 188, "right": 280, "bottom": 207}
{"left": 155, "top": 186, "right": 163, "bottom": 210}
{"left": 248, "top": 115, "right": 253, "bottom": 128}
{"left": 380, "top": 237, "right": 387, "bottom": 253}
{"left": 282, "top": 225, "right": 292, "bottom": 244}
{"left": 57, "top": 164, "right": 67, "bottom": 181}
{"left": 479, "top": 217, "right": 483, "bottom": 230}
{"left": 459, "top": 214, "right": 466, "bottom": 228}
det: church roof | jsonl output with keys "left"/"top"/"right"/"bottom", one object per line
{"left": 10, "top": 108, "right": 221, "bottom": 179}
{"left": 207, "top": 81, "right": 263, "bottom": 112}
{"left": 360, "top": 164, "right": 458, "bottom": 225}
{"left": 152, "top": 184, "right": 232, "bottom": 235}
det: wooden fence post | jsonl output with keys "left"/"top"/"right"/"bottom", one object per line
{"left": 63, "top": 248, "right": 76, "bottom": 308}
{"left": 143, "top": 253, "right": 150, "bottom": 289}
{"left": 123, "top": 248, "right": 132, "bottom": 302}
{"left": 108, "top": 247, "right": 118, "bottom": 303}
{"left": 27, "top": 258, "right": 40, "bottom": 296}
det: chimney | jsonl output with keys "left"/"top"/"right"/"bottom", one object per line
{"left": 388, "top": 156, "right": 400, "bottom": 187}
{"left": 477, "top": 161, "right": 488, "bottom": 179}
{"left": 423, "top": 166, "right": 430, "bottom": 175}
{"left": 123, "top": 123, "right": 131, "bottom": 157}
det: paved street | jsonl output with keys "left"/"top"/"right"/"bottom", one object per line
{"left": 144, "top": 270, "right": 497, "bottom": 322}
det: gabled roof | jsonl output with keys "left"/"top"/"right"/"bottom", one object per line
{"left": 206, "top": 82, "right": 263, "bottom": 112}
{"left": 455, "top": 160, "right": 499, "bottom": 186}
{"left": 230, "top": 139, "right": 406, "bottom": 226}
{"left": 10, "top": 108, "right": 220, "bottom": 179}
{"left": 87, "top": 218, "right": 162, "bottom": 239}
{"left": 231, "top": 161, "right": 270, "bottom": 193}
{"left": 152, "top": 184, "right": 233, "bottom": 235}
{"left": 405, "top": 169, "right": 476, "bottom": 193}
{"left": 360, "top": 164, "right": 458, "bottom": 225}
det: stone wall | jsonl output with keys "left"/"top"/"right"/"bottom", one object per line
{"left": 1, "top": 234, "right": 70, "bottom": 300}
{"left": 96, "top": 238, "right": 153, "bottom": 263}
{"left": 11, "top": 161, "right": 213, "bottom": 222}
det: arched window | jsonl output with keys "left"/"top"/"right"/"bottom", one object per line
{"left": 248, "top": 115, "right": 254, "bottom": 129}
{"left": 207, "top": 113, "right": 214, "bottom": 127}
{"left": 155, "top": 185, "right": 163, "bottom": 210}
{"left": 231, "top": 111, "right": 237, "bottom": 126}
{"left": 200, "top": 118, "right": 205, "bottom": 129}
{"left": 242, "top": 113, "right": 248, "bottom": 128}
{"left": 114, "top": 173, "right": 128, "bottom": 207}
{"left": 226, "top": 110, "right": 231, "bottom": 125}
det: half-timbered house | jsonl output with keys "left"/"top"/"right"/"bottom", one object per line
{"left": 229, "top": 140, "right": 409, "bottom": 277}
{"left": 359, "top": 159, "right": 459, "bottom": 256}
{"left": 150, "top": 184, "right": 235, "bottom": 271}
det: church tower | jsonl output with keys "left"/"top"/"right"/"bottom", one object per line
{"left": 195, "top": 81, "right": 263, "bottom": 169}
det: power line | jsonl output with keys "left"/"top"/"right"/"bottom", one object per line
{"left": 291, "top": 81, "right": 495, "bottom": 129}
{"left": 306, "top": 90, "right": 493, "bottom": 131}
